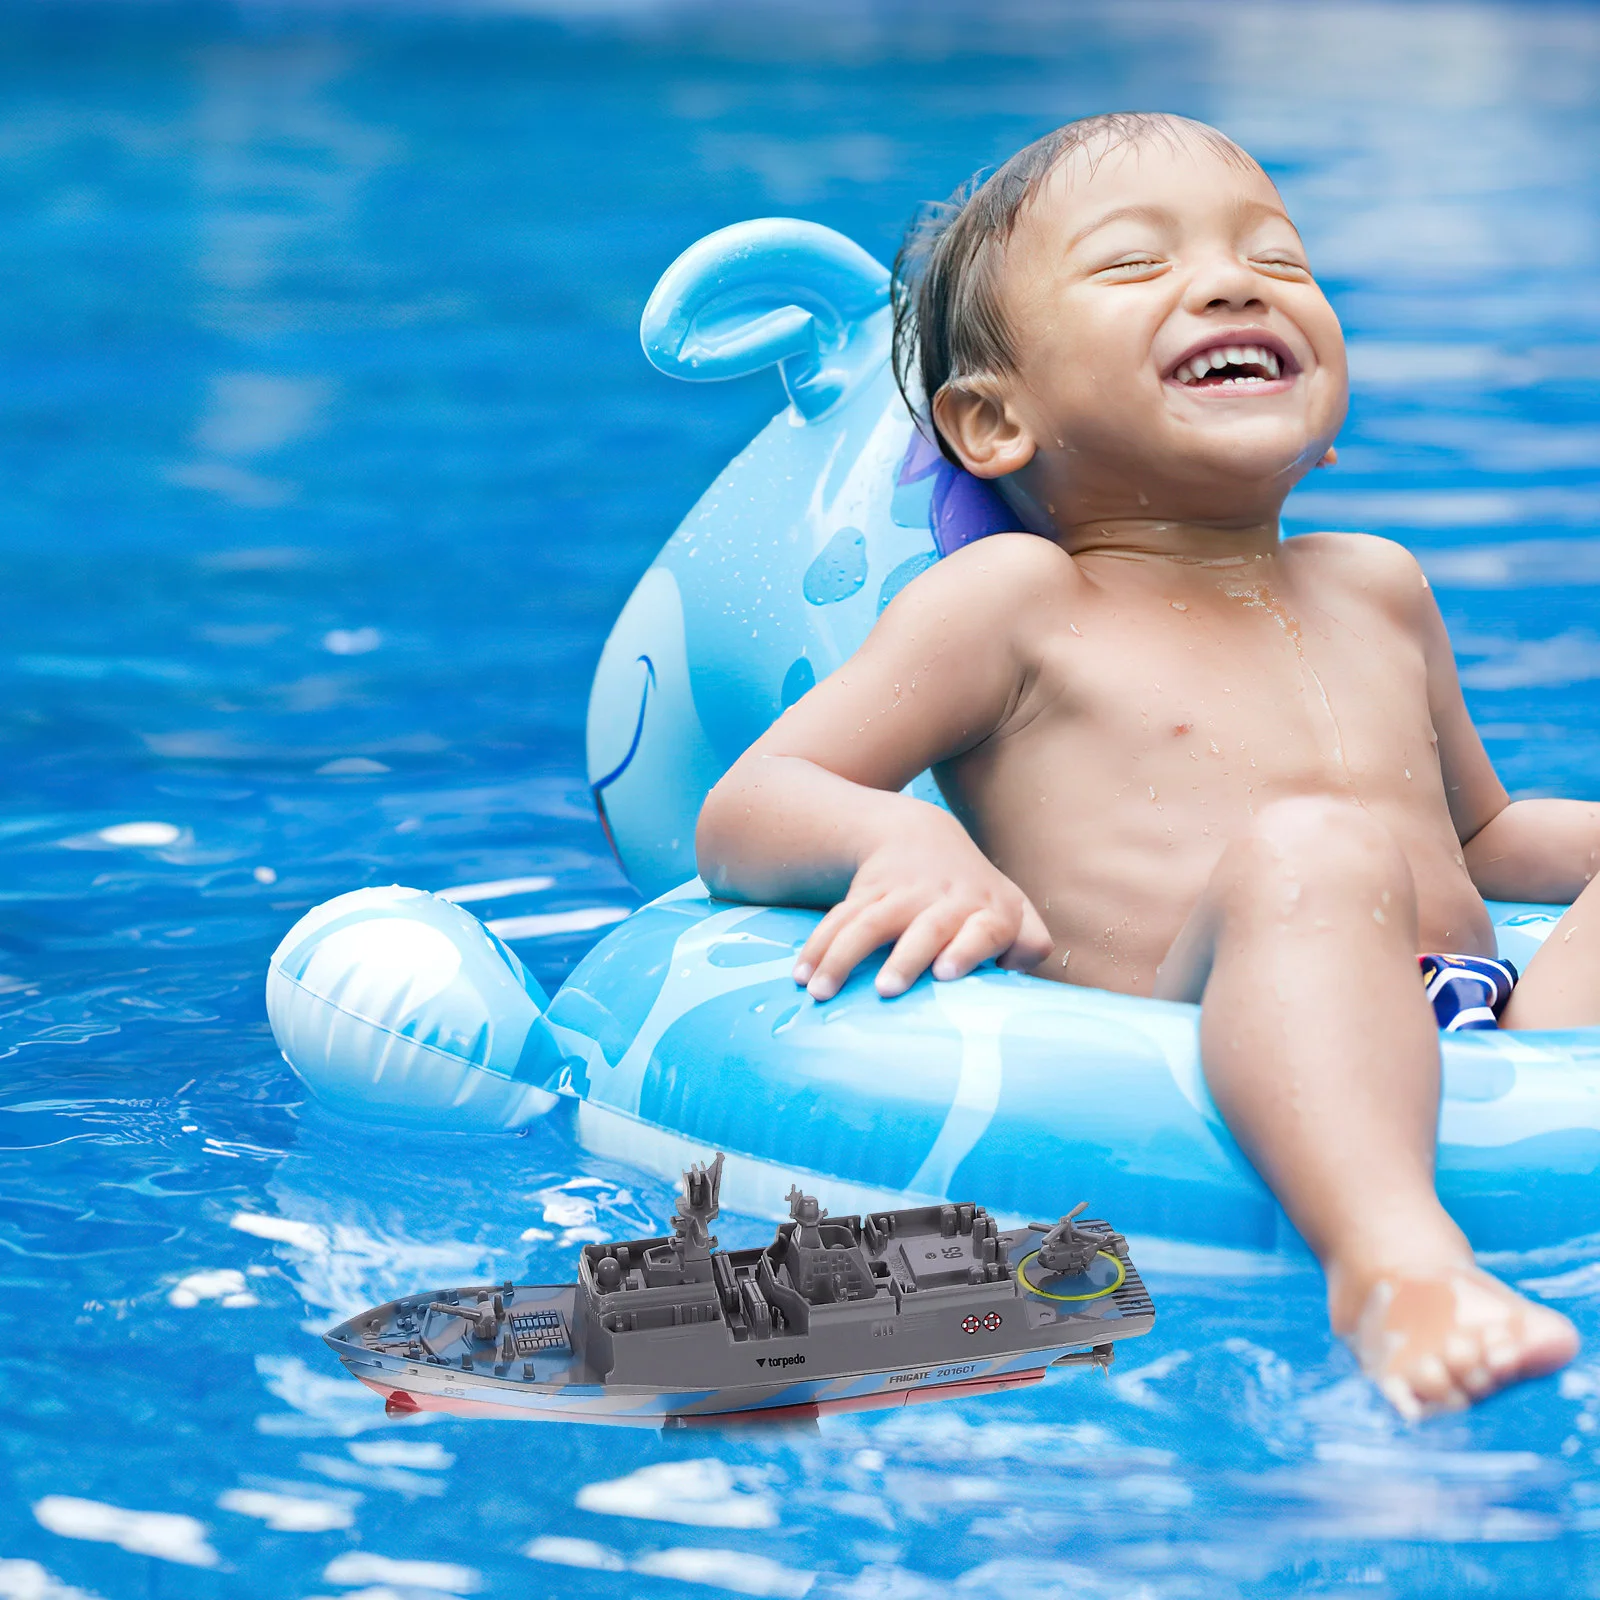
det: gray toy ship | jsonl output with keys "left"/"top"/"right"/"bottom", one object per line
{"left": 324, "top": 1154, "right": 1156, "bottom": 1427}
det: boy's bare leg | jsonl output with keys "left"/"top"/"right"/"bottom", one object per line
{"left": 1156, "top": 797, "right": 1577, "bottom": 1417}
{"left": 1502, "top": 875, "right": 1600, "bottom": 1028}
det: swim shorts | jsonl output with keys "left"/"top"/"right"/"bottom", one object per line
{"left": 1420, "top": 953, "right": 1517, "bottom": 1031}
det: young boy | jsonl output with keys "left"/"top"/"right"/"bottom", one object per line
{"left": 695, "top": 113, "right": 1595, "bottom": 1419}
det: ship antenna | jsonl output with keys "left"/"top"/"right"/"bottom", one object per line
{"left": 671, "top": 1152, "right": 725, "bottom": 1255}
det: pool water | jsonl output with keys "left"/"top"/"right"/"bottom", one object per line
{"left": 4, "top": 2, "right": 1600, "bottom": 1596}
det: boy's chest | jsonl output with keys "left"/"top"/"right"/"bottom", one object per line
{"left": 1020, "top": 587, "right": 1436, "bottom": 786}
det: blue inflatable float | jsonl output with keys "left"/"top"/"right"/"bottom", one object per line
{"left": 267, "top": 219, "right": 1600, "bottom": 1254}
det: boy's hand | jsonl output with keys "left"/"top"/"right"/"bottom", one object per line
{"left": 791, "top": 823, "right": 1053, "bottom": 1001}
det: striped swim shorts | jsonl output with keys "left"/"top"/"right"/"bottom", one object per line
{"left": 1419, "top": 953, "right": 1518, "bottom": 1032}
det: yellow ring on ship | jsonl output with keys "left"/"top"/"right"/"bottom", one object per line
{"left": 1017, "top": 1249, "right": 1126, "bottom": 1303}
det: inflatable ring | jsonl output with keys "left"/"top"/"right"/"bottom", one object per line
{"left": 267, "top": 220, "right": 1600, "bottom": 1255}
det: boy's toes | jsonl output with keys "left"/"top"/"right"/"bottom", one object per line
{"left": 1341, "top": 1264, "right": 1578, "bottom": 1420}
{"left": 1516, "top": 1302, "right": 1581, "bottom": 1378}
{"left": 1406, "top": 1351, "right": 1463, "bottom": 1412}
{"left": 1378, "top": 1374, "right": 1425, "bottom": 1424}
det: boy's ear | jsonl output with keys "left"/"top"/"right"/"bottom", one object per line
{"left": 931, "top": 381, "right": 1036, "bottom": 480}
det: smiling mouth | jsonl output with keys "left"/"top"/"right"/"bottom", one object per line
{"left": 1171, "top": 343, "right": 1287, "bottom": 388}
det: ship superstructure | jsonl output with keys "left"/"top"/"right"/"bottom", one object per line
{"left": 324, "top": 1153, "right": 1156, "bottom": 1426}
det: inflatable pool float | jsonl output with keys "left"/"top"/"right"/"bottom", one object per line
{"left": 267, "top": 219, "right": 1600, "bottom": 1254}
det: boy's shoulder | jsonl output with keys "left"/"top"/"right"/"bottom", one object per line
{"left": 1284, "top": 529, "right": 1430, "bottom": 607}
{"left": 899, "top": 531, "right": 1077, "bottom": 607}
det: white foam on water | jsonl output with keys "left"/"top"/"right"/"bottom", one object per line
{"left": 232, "top": 1213, "right": 330, "bottom": 1252}
{"left": 1421, "top": 536, "right": 1600, "bottom": 589}
{"left": 522, "top": 1537, "right": 626, "bottom": 1571}
{"left": 485, "top": 906, "right": 629, "bottom": 939}
{"left": 323, "top": 628, "right": 383, "bottom": 656}
{"left": 95, "top": 821, "right": 181, "bottom": 848}
{"left": 537, "top": 1193, "right": 595, "bottom": 1230}
{"left": 522, "top": 1537, "right": 811, "bottom": 1597}
{"left": 321, "top": 1553, "right": 481, "bottom": 1592}
{"left": 167, "top": 460, "right": 294, "bottom": 508}
{"left": 1519, "top": 1261, "right": 1600, "bottom": 1299}
{"left": 309, "top": 1590, "right": 412, "bottom": 1600}
{"left": 0, "top": 1558, "right": 104, "bottom": 1600}
{"left": 300, "top": 1455, "right": 446, "bottom": 1500}
{"left": 575, "top": 1460, "right": 778, "bottom": 1530}
{"left": 254, "top": 1355, "right": 396, "bottom": 1439}
{"left": 347, "top": 1440, "right": 453, "bottom": 1470}
{"left": 317, "top": 756, "right": 391, "bottom": 775}
{"left": 216, "top": 1489, "right": 353, "bottom": 1532}
{"left": 434, "top": 875, "right": 554, "bottom": 903}
{"left": 632, "top": 1547, "right": 815, "bottom": 1598}
{"left": 1345, "top": 340, "right": 1502, "bottom": 387}
{"left": 168, "top": 1268, "right": 259, "bottom": 1308}
{"left": 1460, "top": 630, "right": 1600, "bottom": 690}
{"left": 196, "top": 373, "right": 332, "bottom": 457}
{"left": 32, "top": 1497, "right": 219, "bottom": 1568}
{"left": 1108, "top": 1349, "right": 1194, "bottom": 1411}
{"left": 1287, "top": 485, "right": 1600, "bottom": 529}
{"left": 302, "top": 1590, "right": 403, "bottom": 1600}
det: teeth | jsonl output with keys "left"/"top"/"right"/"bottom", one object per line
{"left": 1174, "top": 342, "right": 1285, "bottom": 385}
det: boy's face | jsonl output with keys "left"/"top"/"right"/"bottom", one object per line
{"left": 981, "top": 134, "right": 1347, "bottom": 525}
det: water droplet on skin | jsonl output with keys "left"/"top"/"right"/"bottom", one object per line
{"left": 1405, "top": 769, "right": 1411, "bottom": 780}
{"left": 1171, "top": 601, "right": 1188, "bottom": 612}
{"left": 1373, "top": 908, "right": 1387, "bottom": 925}
{"left": 1069, "top": 623, "right": 1082, "bottom": 636}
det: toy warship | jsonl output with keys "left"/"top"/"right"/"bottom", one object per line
{"left": 324, "top": 1154, "right": 1155, "bottom": 1427}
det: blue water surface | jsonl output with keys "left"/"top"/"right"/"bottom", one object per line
{"left": 4, "top": 2, "right": 1600, "bottom": 1596}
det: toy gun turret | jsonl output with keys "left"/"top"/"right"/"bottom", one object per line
{"left": 425, "top": 1295, "right": 503, "bottom": 1340}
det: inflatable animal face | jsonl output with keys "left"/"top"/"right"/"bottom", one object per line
{"left": 588, "top": 219, "right": 1012, "bottom": 897}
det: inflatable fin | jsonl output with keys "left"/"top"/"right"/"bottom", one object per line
{"left": 640, "top": 218, "right": 891, "bottom": 420}
{"left": 266, "top": 887, "right": 564, "bottom": 1133}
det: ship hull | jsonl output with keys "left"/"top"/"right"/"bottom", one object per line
{"left": 337, "top": 1342, "right": 1065, "bottom": 1427}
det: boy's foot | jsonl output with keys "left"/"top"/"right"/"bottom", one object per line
{"left": 1332, "top": 1263, "right": 1578, "bottom": 1420}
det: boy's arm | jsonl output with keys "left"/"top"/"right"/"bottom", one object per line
{"left": 696, "top": 535, "right": 1056, "bottom": 998}
{"left": 1411, "top": 547, "right": 1600, "bottom": 902}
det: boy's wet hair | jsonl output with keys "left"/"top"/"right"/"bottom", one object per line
{"left": 891, "top": 112, "right": 1259, "bottom": 463}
